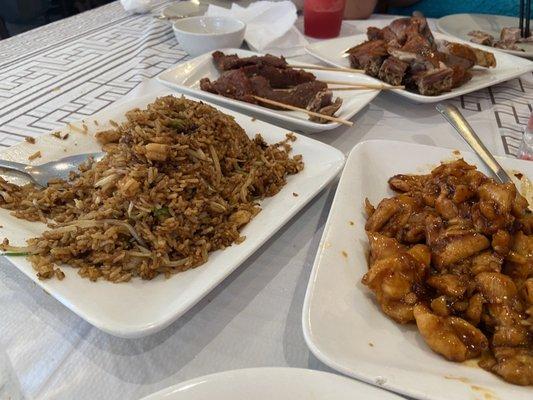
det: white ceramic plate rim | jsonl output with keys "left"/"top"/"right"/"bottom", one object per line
{"left": 437, "top": 13, "right": 533, "bottom": 58}
{"left": 157, "top": 48, "right": 380, "bottom": 133}
{"left": 0, "top": 91, "right": 345, "bottom": 338}
{"left": 140, "top": 367, "right": 404, "bottom": 400}
{"left": 302, "top": 139, "right": 532, "bottom": 400}
{"left": 305, "top": 32, "right": 533, "bottom": 103}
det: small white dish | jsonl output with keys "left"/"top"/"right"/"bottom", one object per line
{"left": 173, "top": 16, "right": 245, "bottom": 56}
{"left": 140, "top": 367, "right": 403, "bottom": 400}
{"left": 0, "top": 90, "right": 345, "bottom": 338}
{"left": 305, "top": 32, "right": 533, "bottom": 103}
{"left": 438, "top": 14, "right": 533, "bottom": 59}
{"left": 302, "top": 139, "right": 533, "bottom": 400}
{"left": 162, "top": 1, "right": 208, "bottom": 20}
{"left": 157, "top": 48, "right": 380, "bottom": 133}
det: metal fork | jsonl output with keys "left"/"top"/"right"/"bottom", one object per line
{"left": 0, "top": 152, "right": 104, "bottom": 187}
{"left": 436, "top": 103, "right": 513, "bottom": 184}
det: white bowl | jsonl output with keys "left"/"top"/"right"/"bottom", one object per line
{"left": 173, "top": 16, "right": 246, "bottom": 57}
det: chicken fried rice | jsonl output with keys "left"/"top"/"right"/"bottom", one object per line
{"left": 0, "top": 96, "right": 304, "bottom": 282}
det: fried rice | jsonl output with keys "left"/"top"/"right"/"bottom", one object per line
{"left": 0, "top": 96, "right": 304, "bottom": 282}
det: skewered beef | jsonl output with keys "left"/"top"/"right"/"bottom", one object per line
{"left": 200, "top": 53, "right": 343, "bottom": 123}
{"left": 241, "top": 64, "right": 315, "bottom": 88}
{"left": 347, "top": 16, "right": 496, "bottom": 95}
{"left": 200, "top": 69, "right": 257, "bottom": 103}
{"left": 212, "top": 50, "right": 288, "bottom": 70}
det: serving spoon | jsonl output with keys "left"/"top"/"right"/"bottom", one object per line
{"left": 436, "top": 103, "right": 513, "bottom": 184}
{"left": 0, "top": 152, "right": 104, "bottom": 187}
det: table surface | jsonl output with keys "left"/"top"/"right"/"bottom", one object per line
{"left": 0, "top": 2, "right": 532, "bottom": 399}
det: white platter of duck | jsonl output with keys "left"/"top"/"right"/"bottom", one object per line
{"left": 157, "top": 49, "right": 381, "bottom": 134}
{"left": 305, "top": 30, "right": 533, "bottom": 103}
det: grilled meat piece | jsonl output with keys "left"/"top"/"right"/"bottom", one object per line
{"left": 309, "top": 96, "right": 342, "bottom": 123}
{"left": 347, "top": 40, "right": 388, "bottom": 77}
{"left": 468, "top": 30, "right": 495, "bottom": 46}
{"left": 250, "top": 77, "right": 329, "bottom": 109}
{"left": 202, "top": 52, "right": 343, "bottom": 122}
{"left": 449, "top": 65, "right": 472, "bottom": 88}
{"left": 212, "top": 50, "right": 288, "bottom": 71}
{"left": 411, "top": 65, "right": 453, "bottom": 96}
{"left": 378, "top": 57, "right": 408, "bottom": 86}
{"left": 353, "top": 17, "right": 496, "bottom": 95}
{"left": 500, "top": 27, "right": 521, "bottom": 45}
{"left": 199, "top": 69, "right": 257, "bottom": 103}
{"left": 438, "top": 40, "right": 496, "bottom": 68}
{"left": 241, "top": 64, "right": 315, "bottom": 88}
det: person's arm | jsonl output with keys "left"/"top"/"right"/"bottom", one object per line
{"left": 343, "top": 0, "right": 378, "bottom": 20}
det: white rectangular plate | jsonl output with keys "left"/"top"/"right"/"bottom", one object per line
{"left": 0, "top": 90, "right": 345, "bottom": 338}
{"left": 302, "top": 140, "right": 532, "bottom": 400}
{"left": 157, "top": 48, "right": 380, "bottom": 133}
{"left": 306, "top": 32, "right": 533, "bottom": 103}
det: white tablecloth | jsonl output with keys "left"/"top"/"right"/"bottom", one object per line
{"left": 0, "top": 2, "right": 531, "bottom": 399}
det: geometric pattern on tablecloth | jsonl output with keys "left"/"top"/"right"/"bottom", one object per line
{"left": 459, "top": 74, "right": 533, "bottom": 157}
{"left": 0, "top": 0, "right": 185, "bottom": 148}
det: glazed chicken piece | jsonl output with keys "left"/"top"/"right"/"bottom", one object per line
{"left": 413, "top": 304, "right": 488, "bottom": 361}
{"left": 363, "top": 233, "right": 430, "bottom": 323}
{"left": 365, "top": 194, "right": 429, "bottom": 242}
{"left": 480, "top": 347, "right": 533, "bottom": 386}
{"left": 475, "top": 272, "right": 532, "bottom": 383}
{"left": 472, "top": 181, "right": 518, "bottom": 235}
{"left": 363, "top": 158, "right": 533, "bottom": 385}
{"left": 427, "top": 225, "right": 490, "bottom": 269}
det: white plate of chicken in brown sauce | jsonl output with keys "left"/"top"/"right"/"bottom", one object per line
{"left": 303, "top": 140, "right": 532, "bottom": 400}
{"left": 157, "top": 48, "right": 381, "bottom": 133}
{"left": 305, "top": 16, "right": 533, "bottom": 103}
{"left": 438, "top": 14, "right": 533, "bottom": 59}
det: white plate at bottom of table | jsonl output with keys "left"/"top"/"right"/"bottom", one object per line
{"left": 302, "top": 140, "right": 532, "bottom": 400}
{"left": 305, "top": 32, "right": 533, "bottom": 103}
{"left": 437, "top": 14, "right": 533, "bottom": 59}
{"left": 157, "top": 48, "right": 380, "bottom": 133}
{"left": 0, "top": 90, "right": 345, "bottom": 338}
{"left": 141, "top": 367, "right": 404, "bottom": 400}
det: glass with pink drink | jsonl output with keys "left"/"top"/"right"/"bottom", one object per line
{"left": 304, "top": 0, "right": 346, "bottom": 39}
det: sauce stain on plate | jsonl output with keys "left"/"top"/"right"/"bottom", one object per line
{"left": 444, "top": 375, "right": 499, "bottom": 400}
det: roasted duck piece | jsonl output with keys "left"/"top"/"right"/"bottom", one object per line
{"left": 200, "top": 52, "right": 343, "bottom": 123}
{"left": 363, "top": 159, "right": 533, "bottom": 385}
{"left": 348, "top": 16, "right": 496, "bottom": 95}
{"left": 468, "top": 27, "right": 529, "bottom": 51}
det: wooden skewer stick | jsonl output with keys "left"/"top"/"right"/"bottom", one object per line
{"left": 330, "top": 85, "right": 404, "bottom": 91}
{"left": 322, "top": 80, "right": 402, "bottom": 89}
{"left": 252, "top": 96, "right": 353, "bottom": 126}
{"left": 289, "top": 64, "right": 364, "bottom": 73}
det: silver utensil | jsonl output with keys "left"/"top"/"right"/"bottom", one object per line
{"left": 436, "top": 103, "right": 513, "bottom": 184}
{"left": 0, "top": 152, "right": 104, "bottom": 187}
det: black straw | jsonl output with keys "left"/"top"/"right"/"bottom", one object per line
{"left": 520, "top": 0, "right": 525, "bottom": 37}
{"left": 526, "top": 0, "right": 531, "bottom": 37}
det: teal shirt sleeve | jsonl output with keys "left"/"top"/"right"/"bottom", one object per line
{"left": 389, "top": 0, "right": 519, "bottom": 18}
